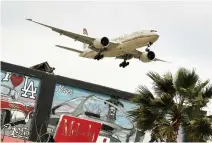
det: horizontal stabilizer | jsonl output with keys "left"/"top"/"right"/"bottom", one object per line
{"left": 26, "top": 18, "right": 32, "bottom": 21}
{"left": 55, "top": 45, "right": 83, "bottom": 53}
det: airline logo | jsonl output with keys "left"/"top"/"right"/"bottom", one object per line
{"left": 83, "top": 28, "right": 88, "bottom": 35}
{"left": 83, "top": 28, "right": 88, "bottom": 49}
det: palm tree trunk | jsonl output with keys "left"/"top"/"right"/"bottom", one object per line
{"left": 172, "top": 119, "right": 181, "bottom": 142}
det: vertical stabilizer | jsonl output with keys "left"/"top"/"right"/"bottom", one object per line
{"left": 83, "top": 28, "right": 88, "bottom": 49}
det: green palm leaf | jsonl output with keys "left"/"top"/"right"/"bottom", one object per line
{"left": 131, "top": 85, "right": 154, "bottom": 106}
{"left": 203, "top": 84, "right": 212, "bottom": 99}
{"left": 147, "top": 71, "right": 175, "bottom": 96}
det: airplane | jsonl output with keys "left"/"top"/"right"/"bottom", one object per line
{"left": 26, "top": 19, "right": 168, "bottom": 68}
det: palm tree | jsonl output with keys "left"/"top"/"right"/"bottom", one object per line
{"left": 128, "top": 68, "right": 212, "bottom": 142}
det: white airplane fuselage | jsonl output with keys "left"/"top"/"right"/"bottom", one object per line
{"left": 80, "top": 30, "right": 159, "bottom": 58}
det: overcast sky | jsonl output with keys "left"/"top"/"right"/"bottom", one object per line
{"left": 1, "top": 1, "right": 212, "bottom": 142}
{"left": 2, "top": 1, "right": 212, "bottom": 91}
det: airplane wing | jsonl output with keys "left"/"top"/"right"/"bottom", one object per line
{"left": 26, "top": 19, "right": 119, "bottom": 47}
{"left": 55, "top": 45, "right": 83, "bottom": 53}
{"left": 26, "top": 19, "right": 95, "bottom": 44}
{"left": 117, "top": 50, "right": 170, "bottom": 63}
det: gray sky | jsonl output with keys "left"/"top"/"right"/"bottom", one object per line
{"left": 1, "top": 1, "right": 212, "bottom": 141}
{"left": 2, "top": 1, "right": 212, "bottom": 92}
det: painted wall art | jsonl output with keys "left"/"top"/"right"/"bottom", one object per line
{"left": 1, "top": 70, "right": 41, "bottom": 141}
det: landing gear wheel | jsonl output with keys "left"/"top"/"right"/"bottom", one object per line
{"left": 145, "top": 48, "right": 150, "bottom": 52}
{"left": 100, "top": 54, "right": 104, "bottom": 59}
{"left": 94, "top": 53, "right": 104, "bottom": 60}
{"left": 119, "top": 61, "right": 129, "bottom": 68}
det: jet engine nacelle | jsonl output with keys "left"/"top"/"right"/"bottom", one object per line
{"left": 93, "top": 37, "right": 109, "bottom": 49}
{"left": 140, "top": 51, "right": 156, "bottom": 62}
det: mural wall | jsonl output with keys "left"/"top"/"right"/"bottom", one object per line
{"left": 47, "top": 83, "right": 138, "bottom": 142}
{"left": 52, "top": 83, "right": 137, "bottom": 112}
{"left": 1, "top": 70, "right": 41, "bottom": 141}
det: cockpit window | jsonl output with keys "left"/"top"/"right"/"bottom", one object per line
{"left": 150, "top": 30, "right": 157, "bottom": 32}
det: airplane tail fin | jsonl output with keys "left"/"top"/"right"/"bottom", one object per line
{"left": 83, "top": 28, "right": 88, "bottom": 35}
{"left": 83, "top": 28, "right": 88, "bottom": 49}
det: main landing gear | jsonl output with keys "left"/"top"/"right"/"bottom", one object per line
{"left": 94, "top": 53, "right": 104, "bottom": 60}
{"left": 119, "top": 54, "right": 132, "bottom": 68}
{"left": 119, "top": 60, "right": 129, "bottom": 68}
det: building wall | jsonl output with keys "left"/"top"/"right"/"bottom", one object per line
{"left": 48, "top": 83, "right": 138, "bottom": 142}
{"left": 1, "top": 61, "right": 142, "bottom": 142}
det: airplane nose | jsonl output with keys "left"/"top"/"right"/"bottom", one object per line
{"left": 152, "top": 33, "right": 159, "bottom": 41}
{"left": 154, "top": 32, "right": 159, "bottom": 38}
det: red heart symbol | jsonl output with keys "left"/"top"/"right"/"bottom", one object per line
{"left": 10, "top": 74, "right": 24, "bottom": 87}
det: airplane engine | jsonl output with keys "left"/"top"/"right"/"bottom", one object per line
{"left": 140, "top": 51, "right": 155, "bottom": 62}
{"left": 93, "top": 37, "right": 109, "bottom": 49}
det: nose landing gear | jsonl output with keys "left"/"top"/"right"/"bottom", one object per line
{"left": 146, "top": 42, "right": 153, "bottom": 52}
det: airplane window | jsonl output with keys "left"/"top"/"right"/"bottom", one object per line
{"left": 150, "top": 30, "right": 157, "bottom": 32}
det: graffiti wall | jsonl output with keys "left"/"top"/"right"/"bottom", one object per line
{"left": 0, "top": 70, "right": 41, "bottom": 141}
{"left": 47, "top": 83, "right": 138, "bottom": 142}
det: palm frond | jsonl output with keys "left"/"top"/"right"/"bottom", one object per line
{"left": 203, "top": 84, "right": 212, "bottom": 99}
{"left": 147, "top": 71, "right": 175, "bottom": 96}
{"left": 195, "top": 80, "right": 210, "bottom": 93}
{"left": 183, "top": 105, "right": 207, "bottom": 120}
{"left": 149, "top": 94, "right": 175, "bottom": 118}
{"left": 149, "top": 129, "right": 163, "bottom": 142}
{"left": 187, "top": 118, "right": 212, "bottom": 141}
{"left": 160, "top": 94, "right": 175, "bottom": 107}
{"left": 131, "top": 85, "right": 154, "bottom": 105}
{"left": 174, "top": 68, "right": 199, "bottom": 90}
{"left": 155, "top": 119, "right": 176, "bottom": 142}
{"left": 185, "top": 80, "right": 211, "bottom": 107}
{"left": 128, "top": 107, "right": 158, "bottom": 131}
